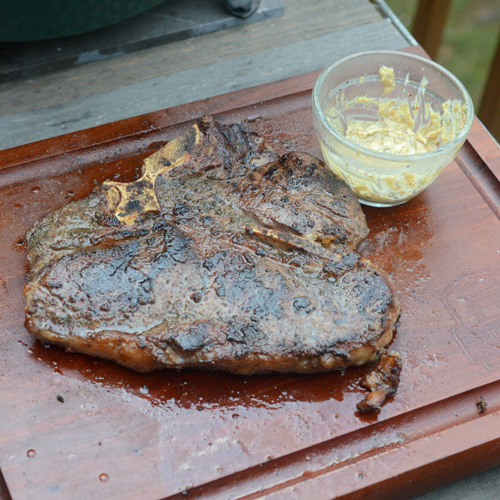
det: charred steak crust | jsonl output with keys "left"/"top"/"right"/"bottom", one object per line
{"left": 24, "top": 115, "right": 400, "bottom": 375}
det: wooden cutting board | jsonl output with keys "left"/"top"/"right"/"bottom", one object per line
{"left": 1, "top": 69, "right": 500, "bottom": 500}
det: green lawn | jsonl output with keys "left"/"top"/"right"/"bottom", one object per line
{"left": 385, "top": 0, "right": 500, "bottom": 108}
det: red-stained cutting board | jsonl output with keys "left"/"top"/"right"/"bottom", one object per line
{"left": 1, "top": 70, "right": 500, "bottom": 500}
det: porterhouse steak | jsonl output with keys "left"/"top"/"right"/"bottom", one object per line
{"left": 24, "top": 116, "right": 400, "bottom": 378}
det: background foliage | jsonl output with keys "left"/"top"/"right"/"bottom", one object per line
{"left": 386, "top": 0, "right": 500, "bottom": 107}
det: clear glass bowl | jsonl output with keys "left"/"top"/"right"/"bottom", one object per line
{"left": 312, "top": 50, "right": 474, "bottom": 207}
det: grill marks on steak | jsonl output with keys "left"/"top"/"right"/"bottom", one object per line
{"left": 24, "top": 115, "right": 400, "bottom": 376}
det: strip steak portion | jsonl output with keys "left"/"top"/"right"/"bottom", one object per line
{"left": 24, "top": 116, "right": 399, "bottom": 375}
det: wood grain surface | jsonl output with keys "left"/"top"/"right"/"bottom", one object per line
{"left": 1, "top": 68, "right": 500, "bottom": 500}
{"left": 0, "top": 0, "right": 411, "bottom": 149}
{"left": 0, "top": 0, "right": 382, "bottom": 114}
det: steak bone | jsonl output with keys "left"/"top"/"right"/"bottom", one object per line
{"left": 103, "top": 123, "right": 201, "bottom": 223}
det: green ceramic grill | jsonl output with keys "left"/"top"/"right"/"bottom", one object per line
{"left": 0, "top": 0, "right": 166, "bottom": 41}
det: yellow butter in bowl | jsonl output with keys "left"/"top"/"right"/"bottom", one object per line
{"left": 312, "top": 50, "right": 474, "bottom": 207}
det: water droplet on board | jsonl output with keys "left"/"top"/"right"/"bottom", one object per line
{"left": 27, "top": 449, "right": 36, "bottom": 458}
{"left": 99, "top": 473, "right": 109, "bottom": 483}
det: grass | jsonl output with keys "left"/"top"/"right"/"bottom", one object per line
{"left": 385, "top": 0, "right": 500, "bottom": 107}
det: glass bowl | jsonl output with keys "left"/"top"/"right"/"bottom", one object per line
{"left": 312, "top": 50, "right": 474, "bottom": 207}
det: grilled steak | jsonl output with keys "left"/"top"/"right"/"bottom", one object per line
{"left": 24, "top": 116, "right": 399, "bottom": 375}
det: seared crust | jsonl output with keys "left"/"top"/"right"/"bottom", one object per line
{"left": 24, "top": 116, "right": 400, "bottom": 374}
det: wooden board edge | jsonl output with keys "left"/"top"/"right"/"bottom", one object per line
{"left": 158, "top": 380, "right": 500, "bottom": 499}
{"left": 455, "top": 138, "right": 500, "bottom": 220}
{"left": 0, "top": 48, "right": 429, "bottom": 169}
{"left": 0, "top": 469, "right": 13, "bottom": 500}
{"left": 269, "top": 410, "right": 500, "bottom": 500}
{"left": 0, "top": 72, "right": 320, "bottom": 170}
